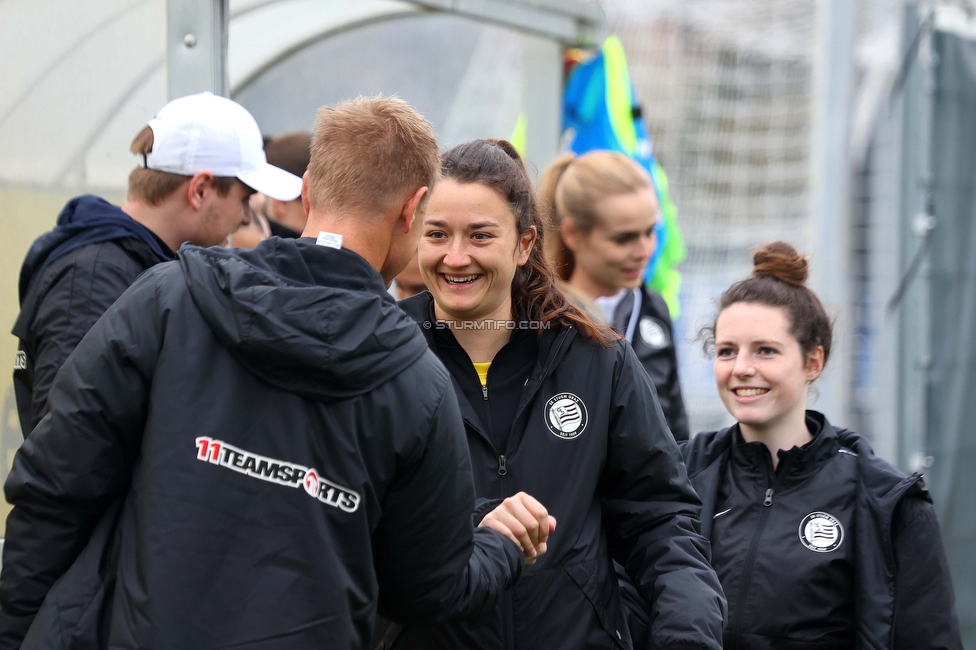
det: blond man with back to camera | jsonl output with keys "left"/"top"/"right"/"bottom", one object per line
{"left": 0, "top": 96, "right": 551, "bottom": 650}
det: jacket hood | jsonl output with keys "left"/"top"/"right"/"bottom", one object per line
{"left": 18, "top": 195, "right": 173, "bottom": 302}
{"left": 180, "top": 237, "right": 428, "bottom": 402}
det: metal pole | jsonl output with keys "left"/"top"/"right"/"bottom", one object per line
{"left": 167, "top": 0, "right": 228, "bottom": 99}
{"left": 896, "top": 3, "right": 935, "bottom": 474}
{"left": 521, "top": 35, "right": 562, "bottom": 179}
{"left": 808, "top": 0, "right": 857, "bottom": 423}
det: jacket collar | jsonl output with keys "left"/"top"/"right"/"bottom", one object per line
{"left": 398, "top": 291, "right": 576, "bottom": 450}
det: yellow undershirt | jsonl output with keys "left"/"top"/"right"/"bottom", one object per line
{"left": 472, "top": 362, "right": 491, "bottom": 387}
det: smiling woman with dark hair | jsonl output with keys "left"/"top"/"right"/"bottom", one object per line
{"left": 682, "top": 241, "right": 962, "bottom": 650}
{"left": 390, "top": 139, "right": 726, "bottom": 650}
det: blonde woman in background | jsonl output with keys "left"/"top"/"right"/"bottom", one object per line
{"left": 540, "top": 151, "right": 688, "bottom": 441}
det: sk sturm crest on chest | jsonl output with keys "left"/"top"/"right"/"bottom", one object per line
{"left": 798, "top": 511, "right": 844, "bottom": 552}
{"left": 638, "top": 317, "right": 669, "bottom": 349}
{"left": 545, "top": 392, "right": 588, "bottom": 439}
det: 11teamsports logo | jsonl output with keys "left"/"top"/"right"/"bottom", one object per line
{"left": 545, "top": 392, "right": 588, "bottom": 439}
{"left": 195, "top": 437, "right": 361, "bottom": 513}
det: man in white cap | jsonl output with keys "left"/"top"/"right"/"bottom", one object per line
{"left": 12, "top": 92, "right": 302, "bottom": 437}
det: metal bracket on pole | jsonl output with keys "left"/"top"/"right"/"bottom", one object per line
{"left": 167, "top": 0, "right": 229, "bottom": 99}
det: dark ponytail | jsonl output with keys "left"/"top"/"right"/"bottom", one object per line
{"left": 441, "top": 140, "right": 612, "bottom": 344}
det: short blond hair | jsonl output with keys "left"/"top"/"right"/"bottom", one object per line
{"left": 307, "top": 96, "right": 439, "bottom": 216}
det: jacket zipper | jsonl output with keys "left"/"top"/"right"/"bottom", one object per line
{"left": 730, "top": 482, "right": 774, "bottom": 649}
{"left": 481, "top": 384, "right": 507, "bottom": 477}
{"left": 497, "top": 330, "right": 569, "bottom": 650}
{"left": 484, "top": 379, "right": 515, "bottom": 649}
{"left": 476, "top": 329, "right": 571, "bottom": 650}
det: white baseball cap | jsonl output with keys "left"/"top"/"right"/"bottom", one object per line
{"left": 144, "top": 92, "right": 302, "bottom": 202}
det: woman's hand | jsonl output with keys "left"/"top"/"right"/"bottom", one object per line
{"left": 479, "top": 492, "right": 557, "bottom": 566}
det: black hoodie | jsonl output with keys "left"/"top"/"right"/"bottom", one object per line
{"left": 0, "top": 237, "right": 522, "bottom": 650}
{"left": 12, "top": 195, "right": 173, "bottom": 436}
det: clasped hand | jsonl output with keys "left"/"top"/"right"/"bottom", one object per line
{"left": 479, "top": 492, "right": 556, "bottom": 566}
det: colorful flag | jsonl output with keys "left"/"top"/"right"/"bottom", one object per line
{"left": 562, "top": 36, "right": 686, "bottom": 317}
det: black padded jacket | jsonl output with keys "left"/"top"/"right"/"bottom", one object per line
{"left": 391, "top": 293, "right": 726, "bottom": 650}
{"left": 680, "top": 411, "right": 962, "bottom": 650}
{"left": 12, "top": 195, "right": 172, "bottom": 436}
{"left": 629, "top": 287, "right": 689, "bottom": 441}
{"left": 0, "top": 238, "right": 522, "bottom": 650}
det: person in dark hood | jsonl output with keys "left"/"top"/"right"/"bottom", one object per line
{"left": 12, "top": 92, "right": 303, "bottom": 437}
{"left": 540, "top": 151, "right": 689, "bottom": 442}
{"left": 0, "top": 97, "right": 551, "bottom": 650}
{"left": 388, "top": 139, "right": 725, "bottom": 650}
{"left": 683, "top": 241, "right": 962, "bottom": 649}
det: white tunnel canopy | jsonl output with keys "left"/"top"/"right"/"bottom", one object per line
{"left": 0, "top": 0, "right": 598, "bottom": 193}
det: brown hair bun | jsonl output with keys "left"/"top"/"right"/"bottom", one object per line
{"left": 753, "top": 241, "right": 808, "bottom": 287}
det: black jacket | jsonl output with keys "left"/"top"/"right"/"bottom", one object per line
{"left": 681, "top": 412, "right": 962, "bottom": 650}
{"left": 393, "top": 293, "right": 726, "bottom": 650}
{"left": 564, "top": 285, "right": 688, "bottom": 442}
{"left": 12, "top": 195, "right": 173, "bottom": 436}
{"left": 628, "top": 287, "right": 688, "bottom": 441}
{"left": 0, "top": 238, "right": 522, "bottom": 650}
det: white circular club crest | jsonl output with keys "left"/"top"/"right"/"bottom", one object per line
{"left": 798, "top": 511, "right": 844, "bottom": 552}
{"left": 638, "top": 317, "right": 669, "bottom": 349}
{"left": 545, "top": 393, "right": 588, "bottom": 439}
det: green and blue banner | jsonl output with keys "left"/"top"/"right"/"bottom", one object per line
{"left": 562, "top": 37, "right": 686, "bottom": 318}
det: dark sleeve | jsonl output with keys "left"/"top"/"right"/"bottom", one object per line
{"left": 639, "top": 291, "right": 689, "bottom": 442}
{"left": 372, "top": 384, "right": 522, "bottom": 625}
{"left": 653, "top": 294, "right": 689, "bottom": 442}
{"left": 28, "top": 246, "right": 146, "bottom": 431}
{"left": 892, "top": 495, "right": 963, "bottom": 650}
{"left": 601, "top": 344, "right": 726, "bottom": 650}
{"left": 0, "top": 272, "right": 161, "bottom": 649}
{"left": 660, "top": 354, "right": 689, "bottom": 442}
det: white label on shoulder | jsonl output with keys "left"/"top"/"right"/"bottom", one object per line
{"left": 315, "top": 231, "right": 343, "bottom": 249}
{"left": 14, "top": 351, "right": 26, "bottom": 371}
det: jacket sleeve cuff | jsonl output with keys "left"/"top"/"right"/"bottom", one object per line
{"left": 471, "top": 497, "right": 504, "bottom": 527}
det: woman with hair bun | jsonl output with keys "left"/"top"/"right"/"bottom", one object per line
{"left": 682, "top": 241, "right": 962, "bottom": 649}
{"left": 390, "top": 139, "right": 726, "bottom": 650}
{"left": 540, "top": 151, "right": 689, "bottom": 441}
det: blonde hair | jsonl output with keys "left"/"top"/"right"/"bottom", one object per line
{"left": 307, "top": 96, "right": 440, "bottom": 217}
{"left": 127, "top": 126, "right": 235, "bottom": 206}
{"left": 539, "top": 150, "right": 655, "bottom": 280}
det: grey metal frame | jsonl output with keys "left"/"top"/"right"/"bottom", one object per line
{"left": 165, "top": 0, "right": 602, "bottom": 190}
{"left": 167, "top": 0, "right": 229, "bottom": 99}
{"left": 809, "top": 0, "right": 858, "bottom": 425}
